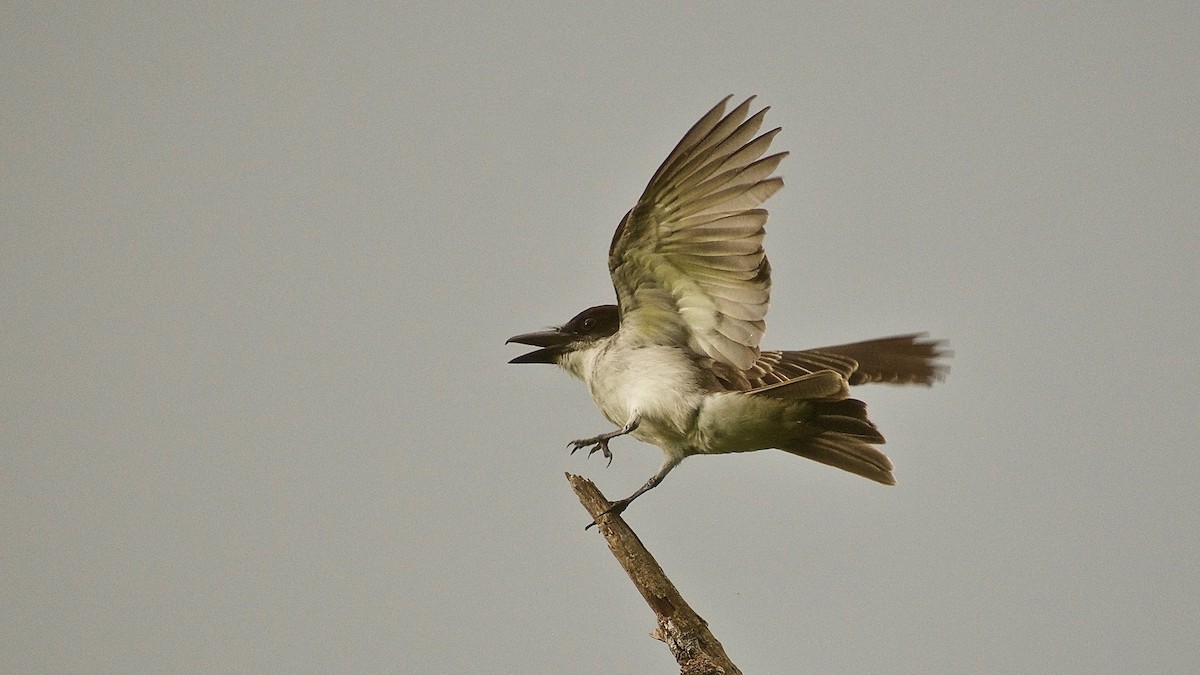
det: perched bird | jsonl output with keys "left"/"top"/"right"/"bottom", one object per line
{"left": 507, "top": 96, "right": 948, "bottom": 527}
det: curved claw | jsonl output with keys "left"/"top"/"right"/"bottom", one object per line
{"left": 587, "top": 441, "right": 613, "bottom": 467}
{"left": 567, "top": 437, "right": 614, "bottom": 466}
{"left": 585, "top": 498, "right": 632, "bottom": 530}
{"left": 566, "top": 421, "right": 638, "bottom": 467}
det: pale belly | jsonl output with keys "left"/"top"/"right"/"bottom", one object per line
{"left": 572, "top": 341, "right": 810, "bottom": 458}
{"left": 586, "top": 344, "right": 708, "bottom": 452}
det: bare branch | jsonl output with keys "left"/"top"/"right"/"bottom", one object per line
{"left": 567, "top": 473, "right": 742, "bottom": 675}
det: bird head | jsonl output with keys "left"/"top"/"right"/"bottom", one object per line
{"left": 506, "top": 304, "right": 620, "bottom": 364}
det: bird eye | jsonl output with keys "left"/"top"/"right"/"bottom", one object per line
{"left": 581, "top": 317, "right": 595, "bottom": 330}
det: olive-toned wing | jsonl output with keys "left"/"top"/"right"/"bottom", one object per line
{"left": 608, "top": 96, "right": 786, "bottom": 370}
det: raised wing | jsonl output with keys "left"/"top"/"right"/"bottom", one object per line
{"left": 608, "top": 96, "right": 787, "bottom": 370}
{"left": 711, "top": 333, "right": 951, "bottom": 390}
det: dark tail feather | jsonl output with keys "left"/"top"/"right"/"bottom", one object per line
{"left": 781, "top": 398, "right": 895, "bottom": 484}
{"left": 811, "top": 399, "right": 885, "bottom": 443}
{"left": 783, "top": 435, "right": 896, "bottom": 485}
{"left": 799, "top": 333, "right": 951, "bottom": 386}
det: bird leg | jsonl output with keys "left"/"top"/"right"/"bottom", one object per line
{"left": 567, "top": 418, "right": 639, "bottom": 467}
{"left": 585, "top": 455, "right": 681, "bottom": 530}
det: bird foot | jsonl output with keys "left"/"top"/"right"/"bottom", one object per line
{"left": 567, "top": 435, "right": 614, "bottom": 466}
{"left": 585, "top": 498, "right": 632, "bottom": 530}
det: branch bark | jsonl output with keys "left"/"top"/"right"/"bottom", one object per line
{"left": 566, "top": 473, "right": 742, "bottom": 675}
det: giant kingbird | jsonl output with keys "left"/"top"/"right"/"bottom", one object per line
{"left": 508, "top": 96, "right": 949, "bottom": 527}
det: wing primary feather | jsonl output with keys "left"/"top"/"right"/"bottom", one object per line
{"left": 643, "top": 96, "right": 739, "bottom": 191}
{"left": 663, "top": 105, "right": 768, "bottom": 195}
{"left": 684, "top": 150, "right": 787, "bottom": 203}
{"left": 669, "top": 178, "right": 783, "bottom": 221}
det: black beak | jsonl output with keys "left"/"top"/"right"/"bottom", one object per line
{"left": 506, "top": 328, "right": 571, "bottom": 364}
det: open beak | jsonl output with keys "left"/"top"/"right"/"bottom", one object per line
{"left": 506, "top": 328, "right": 570, "bottom": 364}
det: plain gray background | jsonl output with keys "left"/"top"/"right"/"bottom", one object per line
{"left": 4, "top": 3, "right": 1198, "bottom": 673}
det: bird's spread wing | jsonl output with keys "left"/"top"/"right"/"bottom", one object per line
{"left": 608, "top": 96, "right": 787, "bottom": 370}
{"left": 710, "top": 333, "right": 951, "bottom": 390}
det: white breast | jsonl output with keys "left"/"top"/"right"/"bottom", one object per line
{"left": 586, "top": 339, "right": 706, "bottom": 450}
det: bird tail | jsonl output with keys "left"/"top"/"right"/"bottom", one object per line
{"left": 799, "top": 333, "right": 951, "bottom": 386}
{"left": 781, "top": 398, "right": 896, "bottom": 485}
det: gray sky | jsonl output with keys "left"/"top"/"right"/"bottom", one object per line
{"left": 4, "top": 3, "right": 1198, "bottom": 673}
